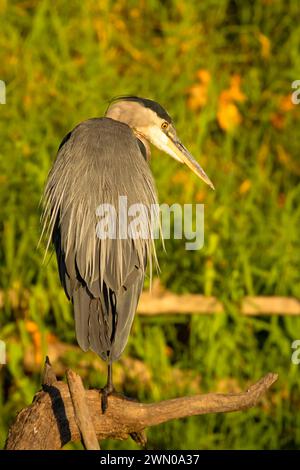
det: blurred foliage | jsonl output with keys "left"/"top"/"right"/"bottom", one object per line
{"left": 1, "top": 0, "right": 300, "bottom": 450}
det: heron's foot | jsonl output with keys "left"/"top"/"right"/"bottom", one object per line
{"left": 100, "top": 388, "right": 138, "bottom": 413}
{"left": 100, "top": 384, "right": 115, "bottom": 414}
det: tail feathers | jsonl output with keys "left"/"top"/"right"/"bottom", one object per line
{"left": 72, "top": 287, "right": 90, "bottom": 352}
{"left": 109, "top": 272, "right": 143, "bottom": 360}
{"left": 73, "top": 286, "right": 111, "bottom": 361}
{"left": 72, "top": 267, "right": 143, "bottom": 362}
{"left": 89, "top": 297, "right": 111, "bottom": 361}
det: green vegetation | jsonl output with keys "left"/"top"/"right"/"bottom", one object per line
{"left": 1, "top": 0, "right": 300, "bottom": 449}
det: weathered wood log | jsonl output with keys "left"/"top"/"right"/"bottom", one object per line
{"left": 66, "top": 369, "right": 100, "bottom": 450}
{"left": 5, "top": 358, "right": 278, "bottom": 450}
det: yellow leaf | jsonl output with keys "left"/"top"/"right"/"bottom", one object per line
{"left": 220, "top": 75, "right": 246, "bottom": 104}
{"left": 196, "top": 69, "right": 211, "bottom": 84}
{"left": 239, "top": 179, "right": 252, "bottom": 194}
{"left": 279, "top": 95, "right": 294, "bottom": 112}
{"left": 258, "top": 33, "right": 271, "bottom": 59}
{"left": 187, "top": 83, "right": 208, "bottom": 110}
{"left": 187, "top": 69, "right": 211, "bottom": 111}
{"left": 217, "top": 102, "right": 242, "bottom": 131}
{"left": 25, "top": 320, "right": 38, "bottom": 334}
{"left": 25, "top": 321, "right": 42, "bottom": 365}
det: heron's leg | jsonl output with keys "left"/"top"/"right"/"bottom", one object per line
{"left": 101, "top": 362, "right": 114, "bottom": 413}
{"left": 106, "top": 362, "right": 114, "bottom": 392}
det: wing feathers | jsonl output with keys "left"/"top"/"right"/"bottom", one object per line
{"left": 43, "top": 118, "right": 159, "bottom": 362}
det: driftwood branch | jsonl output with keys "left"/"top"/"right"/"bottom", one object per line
{"left": 5, "top": 358, "right": 278, "bottom": 450}
{"left": 66, "top": 369, "right": 100, "bottom": 450}
{"left": 42, "top": 355, "right": 57, "bottom": 386}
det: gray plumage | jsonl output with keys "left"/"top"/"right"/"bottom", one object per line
{"left": 42, "top": 117, "right": 158, "bottom": 362}
{"left": 41, "top": 97, "right": 213, "bottom": 394}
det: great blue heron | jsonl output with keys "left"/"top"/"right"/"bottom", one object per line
{"left": 42, "top": 96, "right": 214, "bottom": 411}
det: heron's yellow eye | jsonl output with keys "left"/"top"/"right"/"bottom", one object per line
{"left": 161, "top": 121, "right": 168, "bottom": 130}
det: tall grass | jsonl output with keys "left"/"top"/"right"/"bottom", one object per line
{"left": 0, "top": 0, "right": 300, "bottom": 449}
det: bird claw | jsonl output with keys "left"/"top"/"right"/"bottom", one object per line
{"left": 100, "top": 385, "right": 114, "bottom": 414}
{"left": 100, "top": 388, "right": 138, "bottom": 413}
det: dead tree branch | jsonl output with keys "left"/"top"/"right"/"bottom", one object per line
{"left": 66, "top": 369, "right": 100, "bottom": 450}
{"left": 5, "top": 358, "right": 278, "bottom": 450}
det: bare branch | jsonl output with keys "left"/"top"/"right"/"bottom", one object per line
{"left": 5, "top": 360, "right": 278, "bottom": 450}
{"left": 66, "top": 369, "right": 100, "bottom": 450}
{"left": 42, "top": 356, "right": 57, "bottom": 386}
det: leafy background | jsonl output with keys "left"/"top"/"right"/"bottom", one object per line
{"left": 0, "top": 0, "right": 300, "bottom": 449}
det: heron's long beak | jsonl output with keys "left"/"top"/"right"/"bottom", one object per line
{"left": 146, "top": 125, "right": 215, "bottom": 189}
{"left": 166, "top": 134, "right": 215, "bottom": 190}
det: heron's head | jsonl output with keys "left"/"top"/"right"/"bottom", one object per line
{"left": 105, "top": 96, "right": 214, "bottom": 190}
